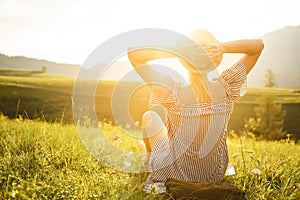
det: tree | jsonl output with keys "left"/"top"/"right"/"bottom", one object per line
{"left": 41, "top": 66, "right": 47, "bottom": 73}
{"left": 264, "top": 69, "right": 276, "bottom": 88}
{"left": 253, "top": 94, "right": 286, "bottom": 140}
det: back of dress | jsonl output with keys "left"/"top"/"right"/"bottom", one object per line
{"left": 148, "top": 63, "right": 247, "bottom": 182}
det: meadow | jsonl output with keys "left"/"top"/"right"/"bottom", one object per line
{"left": 0, "top": 69, "right": 300, "bottom": 199}
{"left": 0, "top": 114, "right": 299, "bottom": 199}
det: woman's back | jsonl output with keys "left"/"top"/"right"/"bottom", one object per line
{"left": 147, "top": 63, "right": 247, "bottom": 182}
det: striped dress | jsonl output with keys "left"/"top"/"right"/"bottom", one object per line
{"left": 147, "top": 63, "right": 247, "bottom": 183}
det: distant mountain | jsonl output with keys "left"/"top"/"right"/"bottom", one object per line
{"left": 0, "top": 25, "right": 299, "bottom": 87}
{"left": 0, "top": 53, "right": 80, "bottom": 77}
{"left": 248, "top": 25, "right": 300, "bottom": 88}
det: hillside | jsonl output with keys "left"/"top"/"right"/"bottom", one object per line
{"left": 248, "top": 25, "right": 300, "bottom": 88}
{"left": 0, "top": 53, "right": 80, "bottom": 77}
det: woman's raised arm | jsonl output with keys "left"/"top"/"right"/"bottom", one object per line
{"left": 127, "top": 43, "right": 205, "bottom": 82}
{"left": 219, "top": 39, "right": 264, "bottom": 74}
{"left": 127, "top": 48, "right": 177, "bottom": 83}
{"left": 128, "top": 48, "right": 176, "bottom": 67}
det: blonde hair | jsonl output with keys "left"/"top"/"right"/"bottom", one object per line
{"left": 180, "top": 29, "right": 221, "bottom": 103}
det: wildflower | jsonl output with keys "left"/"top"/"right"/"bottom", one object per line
{"left": 112, "top": 135, "right": 122, "bottom": 143}
{"left": 126, "top": 124, "right": 131, "bottom": 129}
{"left": 12, "top": 190, "right": 16, "bottom": 198}
{"left": 250, "top": 168, "right": 261, "bottom": 175}
{"left": 104, "top": 123, "right": 111, "bottom": 128}
{"left": 124, "top": 161, "right": 131, "bottom": 168}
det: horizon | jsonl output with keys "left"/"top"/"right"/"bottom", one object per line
{"left": 1, "top": 24, "right": 299, "bottom": 83}
{"left": 1, "top": 0, "right": 299, "bottom": 65}
{"left": 1, "top": 24, "right": 299, "bottom": 66}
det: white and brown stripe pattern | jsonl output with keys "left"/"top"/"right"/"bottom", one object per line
{"left": 147, "top": 63, "right": 247, "bottom": 183}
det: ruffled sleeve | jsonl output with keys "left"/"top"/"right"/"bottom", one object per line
{"left": 220, "top": 63, "right": 247, "bottom": 101}
{"left": 149, "top": 73, "right": 179, "bottom": 108}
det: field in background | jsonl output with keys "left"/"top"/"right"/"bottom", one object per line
{"left": 1, "top": 68, "right": 299, "bottom": 139}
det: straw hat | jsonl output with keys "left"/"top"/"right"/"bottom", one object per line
{"left": 181, "top": 29, "right": 222, "bottom": 73}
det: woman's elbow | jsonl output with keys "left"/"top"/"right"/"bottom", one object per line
{"left": 127, "top": 51, "right": 134, "bottom": 61}
{"left": 128, "top": 50, "right": 138, "bottom": 62}
{"left": 127, "top": 48, "right": 135, "bottom": 59}
{"left": 257, "top": 39, "right": 264, "bottom": 53}
{"left": 128, "top": 51, "right": 145, "bottom": 67}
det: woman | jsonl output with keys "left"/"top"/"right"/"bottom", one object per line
{"left": 128, "top": 29, "right": 264, "bottom": 193}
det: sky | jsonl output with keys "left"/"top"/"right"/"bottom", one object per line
{"left": 0, "top": 0, "right": 299, "bottom": 65}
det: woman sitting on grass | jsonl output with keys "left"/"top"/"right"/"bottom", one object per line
{"left": 128, "top": 29, "right": 264, "bottom": 196}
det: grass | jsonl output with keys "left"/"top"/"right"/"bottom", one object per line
{"left": 0, "top": 115, "right": 160, "bottom": 200}
{"left": 0, "top": 115, "right": 299, "bottom": 199}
